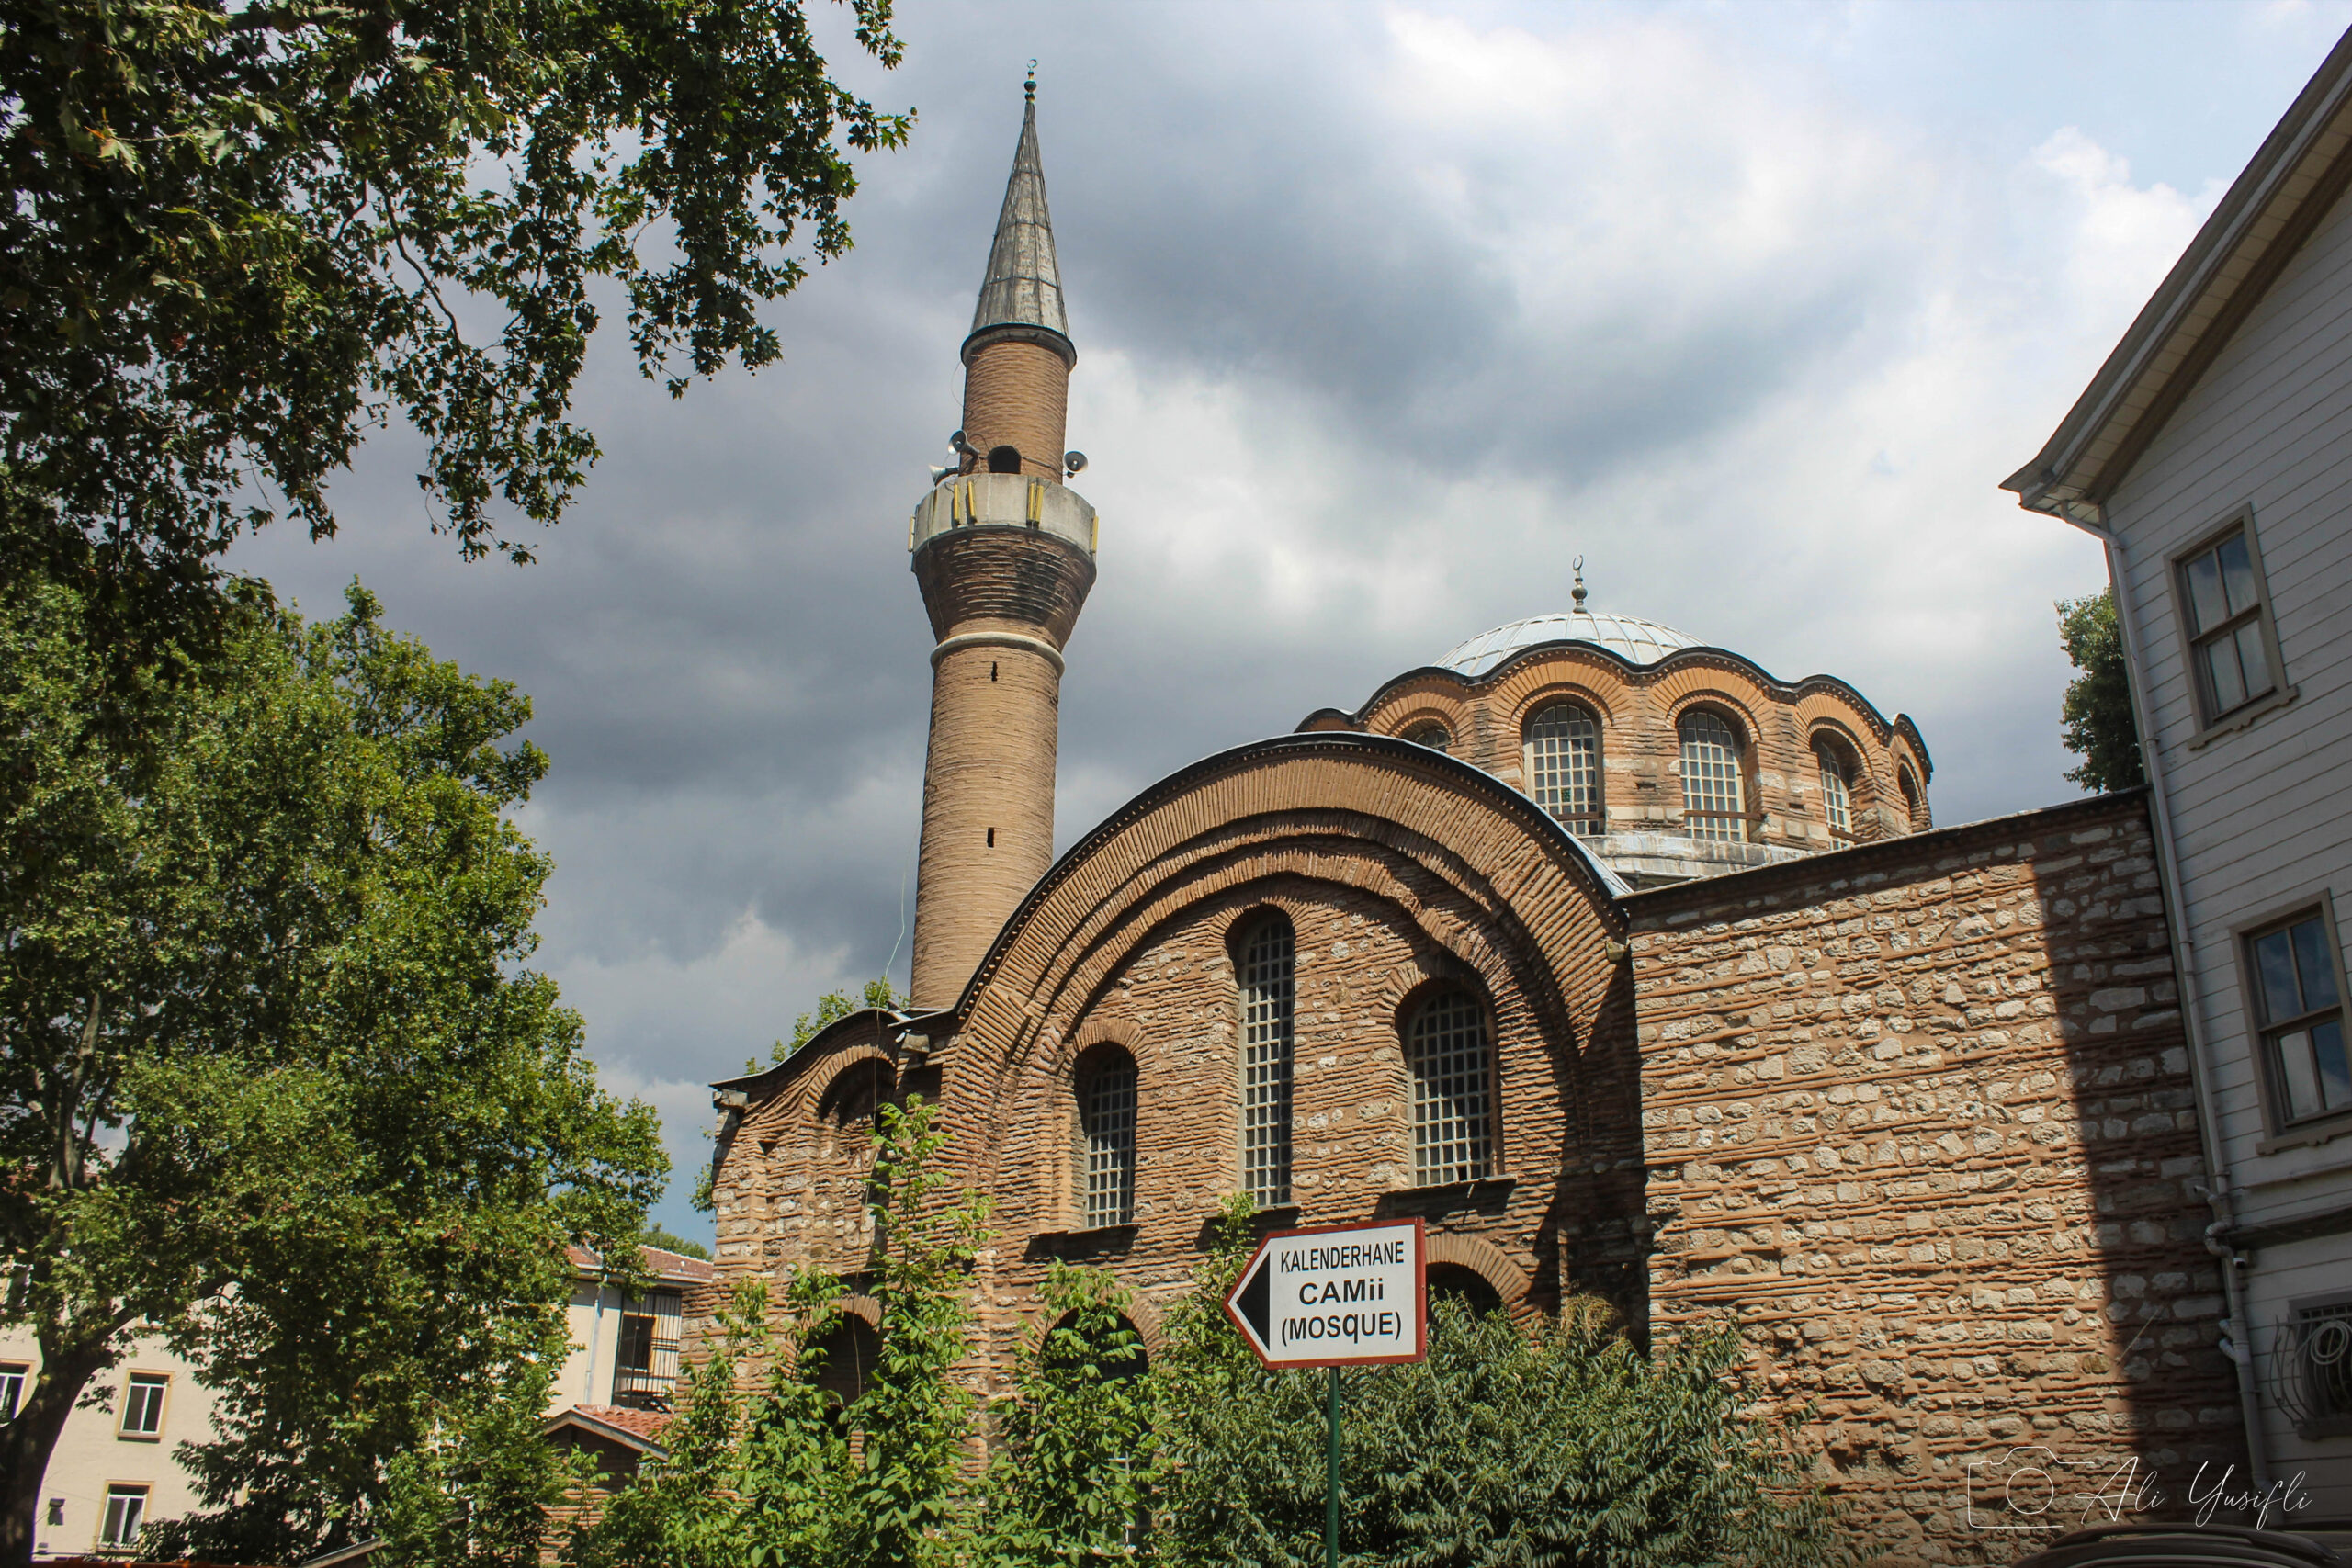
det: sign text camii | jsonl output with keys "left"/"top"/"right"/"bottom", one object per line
{"left": 1222, "top": 1217, "right": 1427, "bottom": 1370}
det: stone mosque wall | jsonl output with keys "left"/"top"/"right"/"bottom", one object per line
{"left": 1625, "top": 788, "right": 2245, "bottom": 1564}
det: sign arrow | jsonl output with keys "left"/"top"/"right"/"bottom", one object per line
{"left": 1221, "top": 1217, "right": 1427, "bottom": 1371}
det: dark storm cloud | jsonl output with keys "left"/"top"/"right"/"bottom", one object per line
{"left": 225, "top": 0, "right": 2352, "bottom": 1235}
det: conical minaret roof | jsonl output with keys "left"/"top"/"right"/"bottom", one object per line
{"left": 970, "top": 88, "right": 1069, "bottom": 345}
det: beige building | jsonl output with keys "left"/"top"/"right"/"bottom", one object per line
{"left": 553, "top": 1244, "right": 712, "bottom": 1418}
{"left": 3, "top": 1331, "right": 220, "bottom": 1560}
{"left": 7, "top": 1244, "right": 705, "bottom": 1560}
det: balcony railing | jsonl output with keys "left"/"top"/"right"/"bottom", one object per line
{"left": 612, "top": 1338, "right": 681, "bottom": 1411}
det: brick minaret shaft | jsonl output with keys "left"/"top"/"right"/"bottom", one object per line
{"left": 907, "top": 85, "right": 1096, "bottom": 1012}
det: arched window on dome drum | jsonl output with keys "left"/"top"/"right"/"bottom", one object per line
{"left": 1238, "top": 915, "right": 1295, "bottom": 1207}
{"left": 1814, "top": 739, "right": 1857, "bottom": 840}
{"left": 1076, "top": 1049, "right": 1137, "bottom": 1228}
{"left": 1404, "top": 722, "right": 1451, "bottom": 754}
{"left": 1407, "top": 989, "right": 1492, "bottom": 1186}
{"left": 1523, "top": 703, "right": 1600, "bottom": 833}
{"left": 1678, "top": 710, "right": 1748, "bottom": 842}
{"left": 1898, "top": 766, "right": 1928, "bottom": 832}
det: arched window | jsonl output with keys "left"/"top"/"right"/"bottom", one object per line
{"left": 1403, "top": 722, "right": 1451, "bottom": 754}
{"left": 1523, "top": 703, "right": 1601, "bottom": 833}
{"left": 806, "top": 1314, "right": 878, "bottom": 1411}
{"left": 1238, "top": 916, "right": 1295, "bottom": 1207}
{"left": 1407, "top": 989, "right": 1492, "bottom": 1186}
{"left": 1425, "top": 1263, "right": 1504, "bottom": 1318}
{"left": 1678, "top": 710, "right": 1747, "bottom": 842}
{"left": 1898, "top": 767, "right": 1928, "bottom": 831}
{"left": 987, "top": 445, "right": 1023, "bottom": 474}
{"left": 817, "top": 1059, "right": 891, "bottom": 1158}
{"left": 1077, "top": 1049, "right": 1137, "bottom": 1228}
{"left": 1814, "top": 739, "right": 1856, "bottom": 840}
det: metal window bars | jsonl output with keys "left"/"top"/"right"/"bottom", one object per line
{"left": 2267, "top": 1303, "right": 2352, "bottom": 1435}
{"left": 1084, "top": 1058, "right": 1138, "bottom": 1227}
{"left": 1679, "top": 711, "right": 1747, "bottom": 842}
{"left": 1525, "top": 704, "right": 1601, "bottom": 833}
{"left": 1815, "top": 744, "right": 1854, "bottom": 839}
{"left": 1408, "top": 990, "right": 1492, "bottom": 1186}
{"left": 1240, "top": 918, "right": 1295, "bottom": 1207}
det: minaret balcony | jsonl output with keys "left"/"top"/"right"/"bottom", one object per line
{"left": 911, "top": 472, "right": 1096, "bottom": 559}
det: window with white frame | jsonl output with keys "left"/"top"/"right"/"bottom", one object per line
{"left": 1238, "top": 915, "right": 1295, "bottom": 1207}
{"left": 1524, "top": 704, "right": 1601, "bottom": 833}
{"left": 0, "top": 1363, "right": 23, "bottom": 1422}
{"left": 2176, "top": 520, "right": 2282, "bottom": 726}
{"left": 1677, "top": 710, "right": 1747, "bottom": 842}
{"left": 1814, "top": 739, "right": 1856, "bottom": 839}
{"left": 2248, "top": 908, "right": 2350, "bottom": 1127}
{"left": 1079, "top": 1051, "right": 1137, "bottom": 1228}
{"left": 119, "top": 1372, "right": 167, "bottom": 1438}
{"left": 1407, "top": 990, "right": 1492, "bottom": 1186}
{"left": 100, "top": 1485, "right": 148, "bottom": 1551}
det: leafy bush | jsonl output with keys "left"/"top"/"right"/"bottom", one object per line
{"left": 580, "top": 1135, "right": 1847, "bottom": 1568}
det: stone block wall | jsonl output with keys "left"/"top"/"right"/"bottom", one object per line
{"left": 1624, "top": 789, "right": 2245, "bottom": 1564}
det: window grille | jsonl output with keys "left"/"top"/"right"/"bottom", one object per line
{"left": 1678, "top": 711, "right": 1747, "bottom": 842}
{"left": 2250, "top": 912, "right": 2350, "bottom": 1124}
{"left": 1408, "top": 990, "right": 1492, "bottom": 1186}
{"left": 2273, "top": 1300, "right": 2352, "bottom": 1435}
{"left": 1082, "top": 1055, "right": 1137, "bottom": 1227}
{"left": 611, "top": 1290, "right": 683, "bottom": 1410}
{"left": 119, "top": 1372, "right": 166, "bottom": 1437}
{"left": 1525, "top": 704, "right": 1600, "bottom": 832}
{"left": 1239, "top": 918, "right": 1295, "bottom": 1206}
{"left": 2179, "top": 527, "right": 2277, "bottom": 720}
{"left": 1815, "top": 742, "right": 1854, "bottom": 838}
{"left": 101, "top": 1486, "right": 148, "bottom": 1550}
{"left": 1404, "top": 723, "right": 1450, "bottom": 754}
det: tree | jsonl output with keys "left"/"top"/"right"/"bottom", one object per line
{"left": 2058, "top": 588, "right": 2146, "bottom": 793}
{"left": 768, "top": 977, "right": 908, "bottom": 1067}
{"left": 0, "top": 571, "right": 665, "bottom": 1564}
{"left": 572, "top": 1094, "right": 989, "bottom": 1568}
{"left": 978, "top": 1263, "right": 1153, "bottom": 1566}
{"left": 0, "top": 0, "right": 910, "bottom": 633}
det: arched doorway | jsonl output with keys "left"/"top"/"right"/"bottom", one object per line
{"left": 1426, "top": 1262, "right": 1504, "bottom": 1320}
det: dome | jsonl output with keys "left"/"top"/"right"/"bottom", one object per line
{"left": 1440, "top": 608, "right": 1700, "bottom": 678}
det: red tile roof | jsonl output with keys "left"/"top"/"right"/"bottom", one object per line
{"left": 566, "top": 1243, "right": 714, "bottom": 1284}
{"left": 552, "top": 1404, "right": 675, "bottom": 1446}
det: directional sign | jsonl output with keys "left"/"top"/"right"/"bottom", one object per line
{"left": 1223, "top": 1217, "right": 1426, "bottom": 1369}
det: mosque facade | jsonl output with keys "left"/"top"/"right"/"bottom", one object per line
{"left": 700, "top": 93, "right": 2250, "bottom": 1562}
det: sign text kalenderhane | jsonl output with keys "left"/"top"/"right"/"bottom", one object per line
{"left": 1223, "top": 1217, "right": 1427, "bottom": 1369}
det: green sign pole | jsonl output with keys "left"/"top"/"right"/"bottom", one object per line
{"left": 1326, "top": 1364, "right": 1341, "bottom": 1568}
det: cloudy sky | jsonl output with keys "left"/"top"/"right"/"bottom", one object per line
{"left": 227, "top": 0, "right": 2352, "bottom": 1242}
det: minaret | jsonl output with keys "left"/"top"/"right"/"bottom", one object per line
{"left": 906, "top": 80, "right": 1096, "bottom": 1012}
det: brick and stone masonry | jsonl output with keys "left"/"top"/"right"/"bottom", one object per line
{"left": 703, "top": 763, "right": 2244, "bottom": 1565}
{"left": 1625, "top": 788, "right": 2243, "bottom": 1563}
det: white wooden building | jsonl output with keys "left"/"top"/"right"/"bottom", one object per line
{"left": 2007, "top": 23, "right": 2352, "bottom": 1513}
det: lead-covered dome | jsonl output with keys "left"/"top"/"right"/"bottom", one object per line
{"left": 1440, "top": 608, "right": 1700, "bottom": 678}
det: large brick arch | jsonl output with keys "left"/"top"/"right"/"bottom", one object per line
{"left": 937, "top": 735, "right": 1625, "bottom": 1173}
{"left": 923, "top": 735, "right": 1645, "bottom": 1354}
